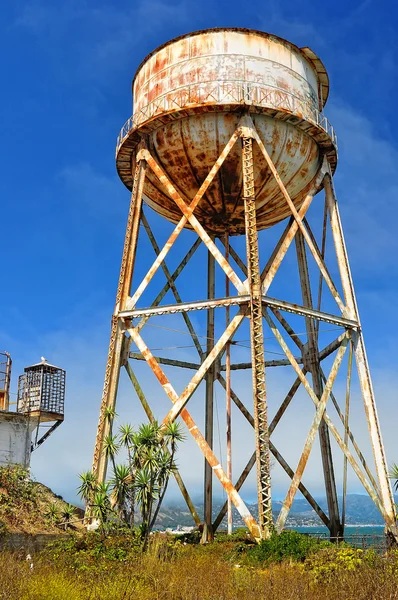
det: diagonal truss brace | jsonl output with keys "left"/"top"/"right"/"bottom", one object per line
{"left": 126, "top": 319, "right": 262, "bottom": 539}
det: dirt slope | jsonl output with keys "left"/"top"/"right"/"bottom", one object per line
{"left": 0, "top": 465, "right": 84, "bottom": 534}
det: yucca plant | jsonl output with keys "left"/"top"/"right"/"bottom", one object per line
{"left": 110, "top": 464, "right": 133, "bottom": 525}
{"left": 77, "top": 419, "right": 186, "bottom": 545}
{"left": 61, "top": 504, "right": 76, "bottom": 530}
{"left": 104, "top": 407, "right": 118, "bottom": 435}
{"left": 77, "top": 470, "right": 98, "bottom": 505}
{"left": 132, "top": 420, "right": 185, "bottom": 549}
{"left": 91, "top": 491, "right": 112, "bottom": 534}
{"left": 103, "top": 433, "right": 120, "bottom": 473}
{"left": 389, "top": 463, "right": 398, "bottom": 491}
{"left": 45, "top": 502, "right": 61, "bottom": 525}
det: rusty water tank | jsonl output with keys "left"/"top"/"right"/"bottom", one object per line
{"left": 116, "top": 28, "right": 337, "bottom": 235}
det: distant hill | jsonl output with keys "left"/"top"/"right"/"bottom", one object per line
{"left": 155, "top": 494, "right": 389, "bottom": 529}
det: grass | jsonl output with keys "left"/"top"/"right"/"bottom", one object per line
{"left": 1, "top": 532, "right": 398, "bottom": 599}
{"left": 0, "top": 465, "right": 83, "bottom": 534}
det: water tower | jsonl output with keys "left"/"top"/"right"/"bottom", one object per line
{"left": 91, "top": 28, "right": 397, "bottom": 542}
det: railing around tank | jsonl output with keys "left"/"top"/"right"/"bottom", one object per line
{"left": 116, "top": 81, "right": 337, "bottom": 155}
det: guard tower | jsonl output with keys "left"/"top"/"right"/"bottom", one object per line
{"left": 0, "top": 355, "right": 65, "bottom": 468}
{"left": 91, "top": 28, "right": 397, "bottom": 542}
{"left": 17, "top": 358, "right": 65, "bottom": 450}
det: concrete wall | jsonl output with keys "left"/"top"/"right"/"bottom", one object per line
{"left": 0, "top": 411, "right": 31, "bottom": 468}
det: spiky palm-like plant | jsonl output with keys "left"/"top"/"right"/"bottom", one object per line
{"left": 389, "top": 463, "right": 398, "bottom": 492}
{"left": 77, "top": 470, "right": 98, "bottom": 506}
{"left": 110, "top": 464, "right": 132, "bottom": 525}
{"left": 103, "top": 433, "right": 120, "bottom": 473}
{"left": 149, "top": 421, "right": 185, "bottom": 531}
{"left": 104, "top": 407, "right": 118, "bottom": 434}
{"left": 45, "top": 502, "right": 61, "bottom": 526}
{"left": 61, "top": 504, "right": 76, "bottom": 530}
{"left": 91, "top": 491, "right": 111, "bottom": 534}
{"left": 132, "top": 420, "right": 185, "bottom": 549}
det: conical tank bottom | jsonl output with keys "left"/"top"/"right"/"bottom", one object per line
{"left": 136, "top": 112, "right": 321, "bottom": 235}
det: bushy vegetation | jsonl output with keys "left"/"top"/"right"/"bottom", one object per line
{"left": 0, "top": 465, "right": 79, "bottom": 534}
{"left": 245, "top": 529, "right": 332, "bottom": 564}
{"left": 1, "top": 532, "right": 398, "bottom": 600}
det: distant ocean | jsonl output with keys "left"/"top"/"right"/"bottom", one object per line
{"left": 287, "top": 525, "right": 385, "bottom": 539}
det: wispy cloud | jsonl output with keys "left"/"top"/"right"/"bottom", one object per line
{"left": 328, "top": 101, "right": 398, "bottom": 272}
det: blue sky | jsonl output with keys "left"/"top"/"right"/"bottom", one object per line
{"left": 2, "top": 0, "right": 398, "bottom": 509}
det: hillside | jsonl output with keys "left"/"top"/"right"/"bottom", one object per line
{"left": 0, "top": 465, "right": 84, "bottom": 535}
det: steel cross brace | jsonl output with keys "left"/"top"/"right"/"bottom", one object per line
{"left": 264, "top": 308, "right": 390, "bottom": 522}
{"left": 126, "top": 320, "right": 262, "bottom": 539}
{"left": 324, "top": 174, "right": 397, "bottom": 538}
{"left": 214, "top": 371, "right": 330, "bottom": 530}
{"left": 245, "top": 116, "right": 345, "bottom": 314}
{"left": 124, "top": 125, "right": 246, "bottom": 312}
{"left": 270, "top": 310, "right": 381, "bottom": 500}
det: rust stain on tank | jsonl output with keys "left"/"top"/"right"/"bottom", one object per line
{"left": 118, "top": 28, "right": 337, "bottom": 234}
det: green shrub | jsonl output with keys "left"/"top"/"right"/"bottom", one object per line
{"left": 303, "top": 546, "right": 365, "bottom": 582}
{"left": 246, "top": 530, "right": 331, "bottom": 564}
{"left": 45, "top": 531, "right": 143, "bottom": 572}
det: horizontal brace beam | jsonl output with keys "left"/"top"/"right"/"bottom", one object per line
{"left": 121, "top": 294, "right": 357, "bottom": 329}
{"left": 262, "top": 296, "right": 358, "bottom": 329}
{"left": 129, "top": 353, "right": 200, "bottom": 371}
{"left": 130, "top": 354, "right": 303, "bottom": 371}
{"left": 121, "top": 296, "right": 250, "bottom": 319}
{"left": 220, "top": 358, "right": 303, "bottom": 370}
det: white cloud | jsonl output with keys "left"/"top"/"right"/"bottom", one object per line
{"left": 326, "top": 101, "right": 398, "bottom": 273}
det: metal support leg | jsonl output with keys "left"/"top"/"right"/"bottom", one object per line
{"left": 91, "top": 157, "right": 146, "bottom": 484}
{"left": 296, "top": 230, "right": 342, "bottom": 538}
{"left": 242, "top": 135, "right": 272, "bottom": 537}
{"left": 342, "top": 342, "right": 353, "bottom": 530}
{"left": 324, "top": 174, "right": 398, "bottom": 539}
{"left": 202, "top": 248, "right": 215, "bottom": 543}
{"left": 225, "top": 234, "right": 233, "bottom": 535}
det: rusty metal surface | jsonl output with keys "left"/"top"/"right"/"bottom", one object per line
{"left": 0, "top": 351, "right": 12, "bottom": 411}
{"left": 342, "top": 342, "right": 353, "bottom": 529}
{"left": 324, "top": 174, "right": 398, "bottom": 539}
{"left": 224, "top": 235, "right": 233, "bottom": 536}
{"left": 242, "top": 134, "right": 272, "bottom": 536}
{"left": 203, "top": 250, "right": 215, "bottom": 543}
{"left": 274, "top": 337, "right": 347, "bottom": 533}
{"left": 127, "top": 324, "right": 261, "bottom": 540}
{"left": 160, "top": 313, "right": 244, "bottom": 426}
{"left": 295, "top": 229, "right": 341, "bottom": 538}
{"left": 116, "top": 29, "right": 337, "bottom": 234}
{"left": 132, "top": 28, "right": 329, "bottom": 106}
{"left": 141, "top": 211, "right": 203, "bottom": 357}
{"left": 92, "top": 159, "right": 145, "bottom": 482}
{"left": 264, "top": 307, "right": 390, "bottom": 524}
